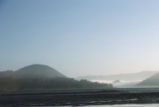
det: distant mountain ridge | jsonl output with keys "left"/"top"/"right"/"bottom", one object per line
{"left": 79, "top": 71, "right": 157, "bottom": 81}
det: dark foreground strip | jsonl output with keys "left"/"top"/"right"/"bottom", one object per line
{"left": 0, "top": 89, "right": 159, "bottom": 106}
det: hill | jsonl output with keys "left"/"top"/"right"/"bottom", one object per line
{"left": 0, "top": 64, "right": 112, "bottom": 93}
{"left": 15, "top": 64, "right": 65, "bottom": 78}
{"left": 138, "top": 73, "right": 159, "bottom": 87}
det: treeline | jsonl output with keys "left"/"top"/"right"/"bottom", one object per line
{"left": 17, "top": 77, "right": 112, "bottom": 90}
{"left": 0, "top": 71, "right": 112, "bottom": 93}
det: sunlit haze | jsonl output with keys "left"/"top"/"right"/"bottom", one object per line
{"left": 1, "top": 0, "right": 159, "bottom": 77}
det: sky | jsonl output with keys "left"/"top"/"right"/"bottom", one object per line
{"left": 1, "top": 0, "right": 159, "bottom": 77}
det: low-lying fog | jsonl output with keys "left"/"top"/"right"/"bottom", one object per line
{"left": 78, "top": 71, "right": 158, "bottom": 88}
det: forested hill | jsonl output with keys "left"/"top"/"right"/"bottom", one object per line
{"left": 0, "top": 64, "right": 113, "bottom": 93}
{"left": 15, "top": 64, "right": 66, "bottom": 78}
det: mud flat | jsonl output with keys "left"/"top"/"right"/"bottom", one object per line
{"left": 1, "top": 88, "right": 159, "bottom": 106}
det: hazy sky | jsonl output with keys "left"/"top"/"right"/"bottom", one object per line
{"left": 1, "top": 0, "right": 159, "bottom": 77}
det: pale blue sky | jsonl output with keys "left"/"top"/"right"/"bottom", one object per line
{"left": 1, "top": 0, "right": 159, "bottom": 77}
